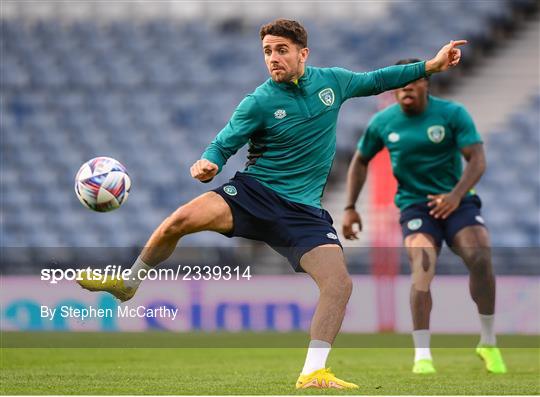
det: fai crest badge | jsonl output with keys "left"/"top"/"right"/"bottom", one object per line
{"left": 223, "top": 185, "right": 237, "bottom": 196}
{"left": 427, "top": 125, "right": 445, "bottom": 143}
{"left": 318, "top": 88, "right": 335, "bottom": 106}
{"left": 407, "top": 218, "right": 423, "bottom": 231}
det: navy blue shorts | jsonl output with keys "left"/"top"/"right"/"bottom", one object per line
{"left": 212, "top": 172, "right": 342, "bottom": 271}
{"left": 399, "top": 195, "right": 487, "bottom": 247}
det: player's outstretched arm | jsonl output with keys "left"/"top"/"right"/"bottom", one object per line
{"left": 338, "top": 40, "right": 467, "bottom": 98}
{"left": 425, "top": 40, "right": 468, "bottom": 74}
{"left": 190, "top": 159, "right": 219, "bottom": 182}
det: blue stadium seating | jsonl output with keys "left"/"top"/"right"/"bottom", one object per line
{"left": 478, "top": 95, "right": 540, "bottom": 247}
{"left": 1, "top": 0, "right": 537, "bottom": 250}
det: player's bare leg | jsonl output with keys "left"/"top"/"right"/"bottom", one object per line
{"left": 77, "top": 192, "right": 233, "bottom": 301}
{"left": 451, "top": 225, "right": 506, "bottom": 373}
{"left": 140, "top": 192, "right": 233, "bottom": 266}
{"left": 405, "top": 233, "right": 439, "bottom": 374}
{"left": 301, "top": 245, "right": 352, "bottom": 343}
{"left": 295, "top": 244, "right": 358, "bottom": 389}
{"left": 406, "top": 233, "right": 438, "bottom": 330}
{"left": 451, "top": 226, "right": 495, "bottom": 315}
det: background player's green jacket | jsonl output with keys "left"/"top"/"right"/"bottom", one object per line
{"left": 357, "top": 95, "right": 483, "bottom": 211}
{"left": 202, "top": 62, "right": 427, "bottom": 208}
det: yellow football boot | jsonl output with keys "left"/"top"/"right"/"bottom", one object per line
{"left": 77, "top": 273, "right": 136, "bottom": 302}
{"left": 412, "top": 359, "right": 437, "bottom": 374}
{"left": 476, "top": 345, "right": 507, "bottom": 374}
{"left": 295, "top": 368, "right": 359, "bottom": 389}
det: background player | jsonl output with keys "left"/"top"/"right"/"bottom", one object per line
{"left": 342, "top": 59, "right": 507, "bottom": 375}
{"left": 79, "top": 21, "right": 467, "bottom": 388}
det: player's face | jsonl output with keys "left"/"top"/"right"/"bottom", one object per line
{"left": 395, "top": 78, "right": 429, "bottom": 113}
{"left": 262, "top": 35, "right": 309, "bottom": 83}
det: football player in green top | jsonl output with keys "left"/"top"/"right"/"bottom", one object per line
{"left": 79, "top": 20, "right": 467, "bottom": 389}
{"left": 343, "top": 59, "right": 506, "bottom": 375}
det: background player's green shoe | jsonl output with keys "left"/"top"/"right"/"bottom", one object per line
{"left": 476, "top": 345, "right": 507, "bottom": 373}
{"left": 412, "top": 359, "right": 436, "bottom": 374}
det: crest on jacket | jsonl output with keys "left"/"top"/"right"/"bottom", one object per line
{"left": 318, "top": 88, "right": 335, "bottom": 106}
{"left": 427, "top": 125, "right": 445, "bottom": 143}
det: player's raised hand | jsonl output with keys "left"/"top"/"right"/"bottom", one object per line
{"left": 342, "top": 208, "right": 362, "bottom": 240}
{"left": 427, "top": 192, "right": 461, "bottom": 219}
{"left": 190, "top": 159, "right": 218, "bottom": 182}
{"left": 425, "top": 40, "right": 468, "bottom": 74}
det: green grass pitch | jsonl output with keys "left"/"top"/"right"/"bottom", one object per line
{"left": 1, "top": 332, "right": 539, "bottom": 395}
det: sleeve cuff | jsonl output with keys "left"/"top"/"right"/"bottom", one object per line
{"left": 201, "top": 153, "right": 223, "bottom": 173}
{"left": 421, "top": 61, "right": 428, "bottom": 77}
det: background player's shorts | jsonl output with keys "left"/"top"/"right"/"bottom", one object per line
{"left": 212, "top": 172, "right": 342, "bottom": 271}
{"left": 399, "top": 194, "right": 486, "bottom": 247}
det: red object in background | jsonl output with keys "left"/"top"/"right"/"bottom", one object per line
{"left": 370, "top": 91, "right": 402, "bottom": 332}
{"left": 371, "top": 149, "right": 397, "bottom": 209}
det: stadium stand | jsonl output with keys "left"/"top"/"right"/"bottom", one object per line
{"left": 478, "top": 94, "right": 540, "bottom": 247}
{"left": 1, "top": 0, "right": 538, "bottom": 261}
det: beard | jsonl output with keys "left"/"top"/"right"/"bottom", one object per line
{"left": 269, "top": 60, "right": 302, "bottom": 83}
{"left": 271, "top": 69, "right": 295, "bottom": 83}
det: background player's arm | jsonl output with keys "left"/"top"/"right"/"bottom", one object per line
{"left": 428, "top": 105, "right": 484, "bottom": 219}
{"left": 428, "top": 143, "right": 486, "bottom": 219}
{"left": 343, "top": 119, "right": 385, "bottom": 239}
{"left": 194, "top": 95, "right": 262, "bottom": 182}
{"left": 343, "top": 151, "right": 370, "bottom": 240}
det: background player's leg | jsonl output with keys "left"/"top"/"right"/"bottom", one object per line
{"left": 140, "top": 192, "right": 233, "bottom": 266}
{"left": 298, "top": 244, "right": 352, "bottom": 375}
{"left": 451, "top": 225, "right": 495, "bottom": 314}
{"left": 405, "top": 233, "right": 438, "bottom": 330}
{"left": 450, "top": 225, "right": 506, "bottom": 372}
{"left": 405, "top": 233, "right": 438, "bottom": 369}
{"left": 451, "top": 225, "right": 496, "bottom": 342}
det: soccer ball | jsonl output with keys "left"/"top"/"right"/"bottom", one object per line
{"left": 75, "top": 157, "right": 131, "bottom": 212}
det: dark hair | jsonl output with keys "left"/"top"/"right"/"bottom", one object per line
{"left": 395, "top": 58, "right": 429, "bottom": 81}
{"left": 259, "top": 19, "right": 308, "bottom": 48}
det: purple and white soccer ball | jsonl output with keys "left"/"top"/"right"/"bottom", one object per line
{"left": 75, "top": 157, "right": 131, "bottom": 212}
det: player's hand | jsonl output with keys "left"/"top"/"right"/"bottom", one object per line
{"left": 190, "top": 159, "right": 218, "bottom": 182}
{"left": 426, "top": 40, "right": 468, "bottom": 74}
{"left": 427, "top": 192, "right": 461, "bottom": 219}
{"left": 342, "top": 209, "right": 362, "bottom": 240}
